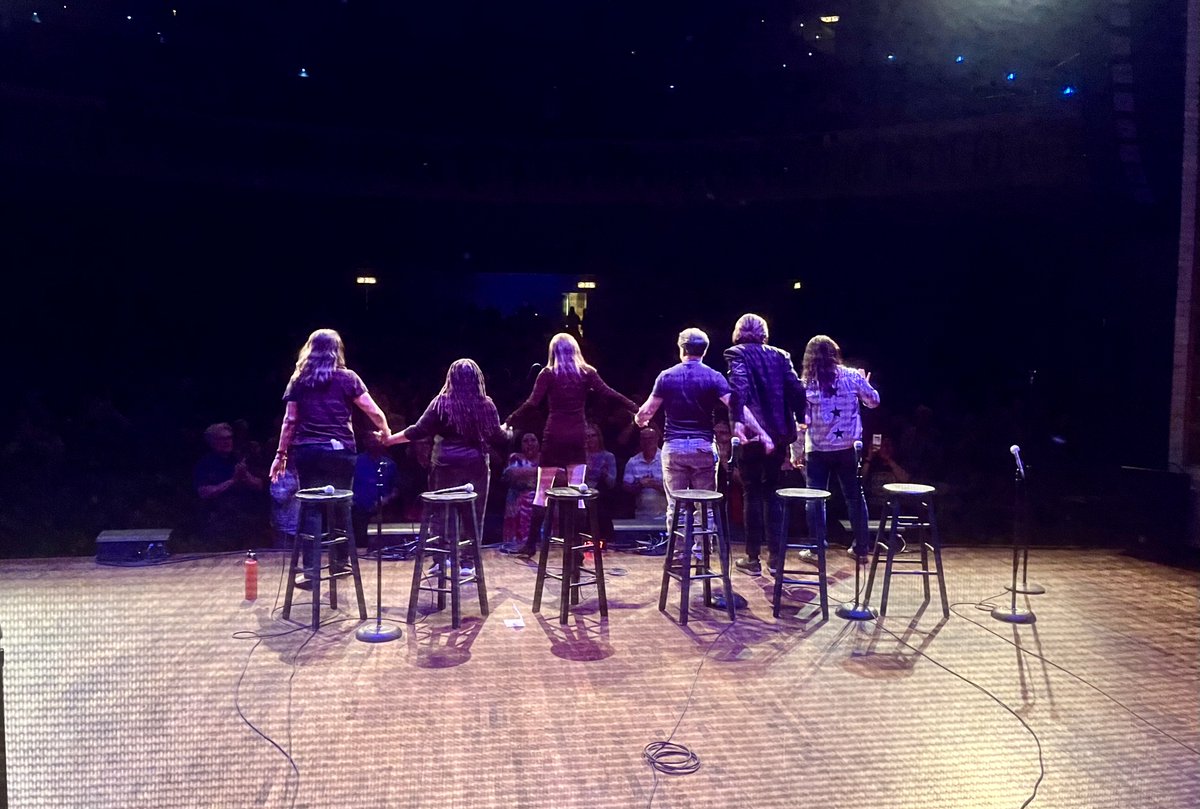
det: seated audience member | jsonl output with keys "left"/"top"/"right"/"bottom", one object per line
{"left": 500, "top": 433, "right": 541, "bottom": 553}
{"left": 622, "top": 425, "right": 667, "bottom": 523}
{"left": 584, "top": 422, "right": 618, "bottom": 544}
{"left": 194, "top": 422, "right": 267, "bottom": 547}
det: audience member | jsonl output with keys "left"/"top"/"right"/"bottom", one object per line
{"left": 194, "top": 422, "right": 267, "bottom": 547}
{"left": 501, "top": 433, "right": 541, "bottom": 552}
{"left": 584, "top": 421, "right": 618, "bottom": 544}
{"left": 622, "top": 425, "right": 667, "bottom": 522}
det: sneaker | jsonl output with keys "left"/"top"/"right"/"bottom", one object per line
{"left": 735, "top": 556, "right": 761, "bottom": 576}
{"left": 293, "top": 575, "right": 313, "bottom": 591}
{"left": 797, "top": 549, "right": 817, "bottom": 563}
{"left": 459, "top": 565, "right": 476, "bottom": 579}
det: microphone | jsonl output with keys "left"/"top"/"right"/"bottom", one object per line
{"left": 430, "top": 482, "right": 474, "bottom": 495}
{"left": 321, "top": 485, "right": 336, "bottom": 495}
{"left": 1010, "top": 445, "right": 1026, "bottom": 480}
{"left": 568, "top": 483, "right": 590, "bottom": 493}
{"left": 854, "top": 439, "right": 863, "bottom": 463}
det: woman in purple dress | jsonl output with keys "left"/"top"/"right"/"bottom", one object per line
{"left": 505, "top": 333, "right": 637, "bottom": 558}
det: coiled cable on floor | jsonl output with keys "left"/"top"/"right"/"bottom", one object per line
{"left": 643, "top": 740, "right": 701, "bottom": 775}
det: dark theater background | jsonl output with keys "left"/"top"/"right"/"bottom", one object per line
{"left": 0, "top": 0, "right": 1195, "bottom": 556}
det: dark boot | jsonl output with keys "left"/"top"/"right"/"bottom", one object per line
{"left": 517, "top": 505, "right": 546, "bottom": 559}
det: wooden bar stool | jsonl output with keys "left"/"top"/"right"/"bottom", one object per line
{"left": 658, "top": 489, "right": 735, "bottom": 625}
{"left": 406, "top": 490, "right": 489, "bottom": 629}
{"left": 533, "top": 487, "right": 607, "bottom": 624}
{"left": 771, "top": 488, "right": 832, "bottom": 620}
{"left": 864, "top": 483, "right": 949, "bottom": 617}
{"left": 282, "top": 487, "right": 366, "bottom": 630}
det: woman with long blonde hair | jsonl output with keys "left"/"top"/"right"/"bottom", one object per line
{"left": 505, "top": 333, "right": 637, "bottom": 558}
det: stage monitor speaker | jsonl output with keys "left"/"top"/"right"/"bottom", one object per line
{"left": 95, "top": 529, "right": 172, "bottom": 565}
{"left": 1116, "top": 467, "right": 1191, "bottom": 561}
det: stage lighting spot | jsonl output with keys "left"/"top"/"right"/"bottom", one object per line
{"left": 31, "top": 12, "right": 42, "bottom": 22}
{"left": 955, "top": 55, "right": 964, "bottom": 63}
{"left": 1006, "top": 72, "right": 1016, "bottom": 81}
{"left": 1061, "top": 85, "right": 1077, "bottom": 96}
{"left": 298, "top": 68, "right": 310, "bottom": 78}
{"left": 887, "top": 53, "right": 896, "bottom": 61}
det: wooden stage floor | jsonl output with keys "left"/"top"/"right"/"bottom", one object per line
{"left": 1, "top": 545, "right": 1197, "bottom": 809}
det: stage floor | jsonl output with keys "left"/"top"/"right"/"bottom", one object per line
{"left": 1, "top": 545, "right": 1197, "bottom": 809}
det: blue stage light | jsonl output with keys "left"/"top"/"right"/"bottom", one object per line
{"left": 1006, "top": 72, "right": 1016, "bottom": 81}
{"left": 1061, "top": 84, "right": 1077, "bottom": 96}
{"left": 298, "top": 68, "right": 310, "bottom": 78}
{"left": 955, "top": 55, "right": 964, "bottom": 63}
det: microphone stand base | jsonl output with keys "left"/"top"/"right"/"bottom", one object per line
{"left": 356, "top": 620, "right": 404, "bottom": 643}
{"left": 836, "top": 602, "right": 877, "bottom": 621}
{"left": 990, "top": 606, "right": 1036, "bottom": 624}
{"left": 1006, "top": 582, "right": 1046, "bottom": 595}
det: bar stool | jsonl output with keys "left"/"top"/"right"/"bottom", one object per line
{"left": 658, "top": 489, "right": 735, "bottom": 625}
{"left": 533, "top": 486, "right": 608, "bottom": 624}
{"left": 406, "top": 490, "right": 489, "bottom": 629}
{"left": 771, "top": 488, "right": 832, "bottom": 620}
{"left": 282, "top": 487, "right": 366, "bottom": 630}
{"left": 864, "top": 483, "right": 949, "bottom": 617}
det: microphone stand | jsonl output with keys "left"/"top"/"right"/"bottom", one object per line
{"left": 992, "top": 450, "right": 1043, "bottom": 624}
{"left": 837, "top": 442, "right": 877, "bottom": 621}
{"left": 357, "top": 457, "right": 404, "bottom": 643}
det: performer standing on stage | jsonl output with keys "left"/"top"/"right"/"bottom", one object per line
{"left": 635, "top": 328, "right": 731, "bottom": 532}
{"left": 724, "top": 313, "right": 807, "bottom": 576}
{"left": 379, "top": 359, "right": 508, "bottom": 548}
{"left": 505, "top": 333, "right": 638, "bottom": 559}
{"left": 800, "top": 335, "right": 880, "bottom": 562}
{"left": 269, "top": 328, "right": 391, "bottom": 580}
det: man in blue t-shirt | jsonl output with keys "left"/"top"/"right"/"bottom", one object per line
{"left": 635, "top": 328, "right": 731, "bottom": 533}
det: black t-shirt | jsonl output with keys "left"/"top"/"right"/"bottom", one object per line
{"left": 283, "top": 368, "right": 367, "bottom": 452}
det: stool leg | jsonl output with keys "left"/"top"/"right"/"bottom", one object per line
{"left": 659, "top": 503, "right": 683, "bottom": 613}
{"left": 863, "top": 500, "right": 888, "bottom": 607}
{"left": 879, "top": 500, "right": 901, "bottom": 617}
{"left": 772, "top": 496, "right": 789, "bottom": 618}
{"left": 328, "top": 504, "right": 341, "bottom": 614}
{"left": 679, "top": 505, "right": 695, "bottom": 626}
{"left": 590, "top": 501, "right": 607, "bottom": 618}
{"left": 701, "top": 504, "right": 714, "bottom": 608}
{"left": 919, "top": 515, "right": 932, "bottom": 603}
{"left": 406, "top": 526, "right": 427, "bottom": 625}
{"left": 449, "top": 505, "right": 462, "bottom": 630}
{"left": 282, "top": 526, "right": 303, "bottom": 621}
{"left": 470, "top": 501, "right": 489, "bottom": 617}
{"left": 816, "top": 501, "right": 829, "bottom": 620}
{"left": 532, "top": 501, "right": 551, "bottom": 614}
{"left": 346, "top": 525, "right": 367, "bottom": 620}
{"left": 311, "top": 508, "right": 326, "bottom": 631}
{"left": 559, "top": 506, "right": 572, "bottom": 624}
{"left": 715, "top": 502, "right": 735, "bottom": 621}
{"left": 929, "top": 498, "right": 949, "bottom": 617}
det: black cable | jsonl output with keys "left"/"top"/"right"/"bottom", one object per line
{"left": 862, "top": 616, "right": 1046, "bottom": 809}
{"left": 644, "top": 620, "right": 738, "bottom": 807}
{"left": 97, "top": 547, "right": 292, "bottom": 568}
{"left": 949, "top": 597, "right": 1200, "bottom": 758}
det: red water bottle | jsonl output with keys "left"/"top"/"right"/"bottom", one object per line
{"left": 244, "top": 551, "right": 258, "bottom": 601}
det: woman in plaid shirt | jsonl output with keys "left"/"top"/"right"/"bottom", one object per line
{"left": 801, "top": 335, "right": 880, "bottom": 561}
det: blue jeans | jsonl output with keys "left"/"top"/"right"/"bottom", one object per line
{"left": 805, "top": 448, "right": 870, "bottom": 554}
{"left": 293, "top": 444, "right": 356, "bottom": 566}
{"left": 662, "top": 438, "right": 718, "bottom": 534}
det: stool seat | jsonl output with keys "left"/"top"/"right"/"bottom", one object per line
{"left": 296, "top": 487, "right": 353, "bottom": 502}
{"left": 546, "top": 486, "right": 598, "bottom": 500}
{"left": 659, "top": 489, "right": 735, "bottom": 625}
{"left": 420, "top": 490, "right": 478, "bottom": 504}
{"left": 777, "top": 487, "right": 833, "bottom": 500}
{"left": 669, "top": 488, "right": 724, "bottom": 501}
{"left": 882, "top": 483, "right": 936, "bottom": 496}
{"left": 534, "top": 487, "right": 607, "bottom": 623}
